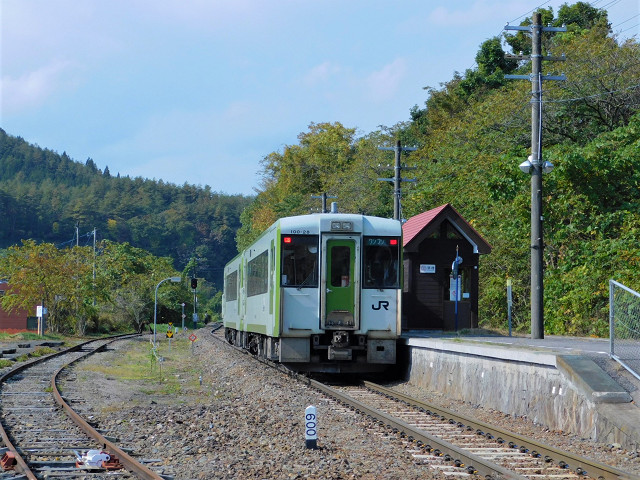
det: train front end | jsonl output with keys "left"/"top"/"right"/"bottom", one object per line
{"left": 279, "top": 213, "right": 401, "bottom": 373}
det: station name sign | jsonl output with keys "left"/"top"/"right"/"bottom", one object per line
{"left": 419, "top": 264, "right": 436, "bottom": 274}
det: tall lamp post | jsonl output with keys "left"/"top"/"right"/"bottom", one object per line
{"left": 519, "top": 155, "right": 554, "bottom": 339}
{"left": 154, "top": 276, "right": 181, "bottom": 346}
{"left": 506, "top": 12, "right": 565, "bottom": 340}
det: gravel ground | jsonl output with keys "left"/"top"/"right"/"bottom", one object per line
{"left": 66, "top": 331, "right": 447, "bottom": 480}
{"left": 63, "top": 329, "right": 640, "bottom": 480}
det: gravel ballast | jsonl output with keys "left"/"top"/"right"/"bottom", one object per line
{"left": 64, "top": 330, "right": 640, "bottom": 479}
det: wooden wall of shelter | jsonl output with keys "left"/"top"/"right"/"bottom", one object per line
{"left": 0, "top": 282, "right": 33, "bottom": 331}
{"left": 402, "top": 204, "right": 491, "bottom": 331}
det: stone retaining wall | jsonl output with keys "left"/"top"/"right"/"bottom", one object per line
{"left": 405, "top": 344, "right": 640, "bottom": 450}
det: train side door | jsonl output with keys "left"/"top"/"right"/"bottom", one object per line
{"left": 321, "top": 237, "right": 360, "bottom": 330}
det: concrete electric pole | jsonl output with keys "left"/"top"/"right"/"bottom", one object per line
{"left": 378, "top": 140, "right": 417, "bottom": 221}
{"left": 505, "top": 12, "right": 566, "bottom": 339}
{"left": 311, "top": 193, "right": 337, "bottom": 213}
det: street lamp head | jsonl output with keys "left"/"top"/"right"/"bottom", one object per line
{"left": 170, "top": 276, "right": 181, "bottom": 282}
{"left": 519, "top": 159, "right": 533, "bottom": 174}
{"left": 519, "top": 156, "right": 553, "bottom": 174}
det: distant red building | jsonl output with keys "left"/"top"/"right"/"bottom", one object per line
{"left": 0, "top": 281, "right": 35, "bottom": 332}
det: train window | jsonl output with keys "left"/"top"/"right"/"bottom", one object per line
{"left": 247, "top": 250, "right": 269, "bottom": 297}
{"left": 363, "top": 236, "right": 400, "bottom": 288}
{"left": 330, "top": 246, "right": 351, "bottom": 287}
{"left": 281, "top": 235, "right": 319, "bottom": 287}
{"left": 225, "top": 271, "right": 238, "bottom": 301}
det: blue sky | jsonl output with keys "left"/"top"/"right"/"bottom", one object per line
{"left": 2, "top": 0, "right": 638, "bottom": 195}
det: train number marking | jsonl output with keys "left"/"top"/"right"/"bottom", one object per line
{"left": 372, "top": 301, "right": 389, "bottom": 311}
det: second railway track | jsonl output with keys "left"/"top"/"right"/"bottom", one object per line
{"left": 0, "top": 336, "right": 170, "bottom": 480}
{"left": 328, "top": 381, "right": 639, "bottom": 480}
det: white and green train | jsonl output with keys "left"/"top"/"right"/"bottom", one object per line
{"left": 222, "top": 211, "right": 402, "bottom": 373}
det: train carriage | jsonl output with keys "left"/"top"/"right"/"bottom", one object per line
{"left": 223, "top": 211, "right": 401, "bottom": 373}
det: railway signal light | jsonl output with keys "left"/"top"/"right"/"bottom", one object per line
{"left": 191, "top": 278, "right": 198, "bottom": 289}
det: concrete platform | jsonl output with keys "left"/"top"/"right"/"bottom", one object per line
{"left": 400, "top": 332, "right": 640, "bottom": 450}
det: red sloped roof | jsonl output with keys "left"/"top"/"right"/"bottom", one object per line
{"left": 402, "top": 203, "right": 491, "bottom": 254}
{"left": 402, "top": 204, "right": 449, "bottom": 247}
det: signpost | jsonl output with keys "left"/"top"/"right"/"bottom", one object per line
{"left": 166, "top": 322, "right": 173, "bottom": 351}
{"left": 36, "top": 305, "right": 48, "bottom": 336}
{"left": 189, "top": 333, "right": 197, "bottom": 354}
{"left": 507, "top": 278, "right": 513, "bottom": 337}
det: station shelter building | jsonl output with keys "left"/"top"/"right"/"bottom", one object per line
{"left": 402, "top": 204, "right": 492, "bottom": 331}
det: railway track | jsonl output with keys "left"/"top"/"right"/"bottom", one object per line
{"left": 211, "top": 325, "right": 640, "bottom": 480}
{"left": 324, "top": 381, "right": 640, "bottom": 480}
{"left": 0, "top": 335, "right": 169, "bottom": 480}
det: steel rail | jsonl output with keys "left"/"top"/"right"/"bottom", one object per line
{"left": 51, "top": 335, "right": 165, "bottom": 480}
{"left": 364, "top": 381, "right": 640, "bottom": 480}
{"left": 0, "top": 334, "right": 161, "bottom": 480}
{"left": 0, "top": 336, "right": 109, "bottom": 480}
{"left": 0, "top": 358, "right": 40, "bottom": 479}
{"left": 302, "top": 376, "right": 527, "bottom": 480}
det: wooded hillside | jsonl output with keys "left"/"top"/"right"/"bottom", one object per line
{"left": 0, "top": 131, "right": 252, "bottom": 289}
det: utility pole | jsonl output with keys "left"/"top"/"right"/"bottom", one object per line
{"left": 505, "top": 13, "right": 566, "bottom": 339}
{"left": 378, "top": 140, "right": 417, "bottom": 221}
{"left": 311, "top": 192, "right": 337, "bottom": 213}
{"left": 93, "top": 227, "right": 96, "bottom": 306}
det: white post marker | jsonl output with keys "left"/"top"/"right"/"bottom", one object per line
{"left": 305, "top": 405, "right": 318, "bottom": 449}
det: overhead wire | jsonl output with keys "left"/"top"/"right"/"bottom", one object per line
{"left": 612, "top": 12, "right": 640, "bottom": 28}
{"left": 507, "top": 0, "right": 552, "bottom": 25}
{"left": 544, "top": 82, "right": 640, "bottom": 103}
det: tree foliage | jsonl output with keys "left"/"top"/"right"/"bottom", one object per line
{"left": 239, "top": 5, "right": 640, "bottom": 336}
{"left": 0, "top": 240, "right": 191, "bottom": 334}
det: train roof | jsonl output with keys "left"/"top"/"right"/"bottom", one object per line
{"left": 224, "top": 213, "right": 402, "bottom": 272}
{"left": 279, "top": 213, "right": 401, "bottom": 235}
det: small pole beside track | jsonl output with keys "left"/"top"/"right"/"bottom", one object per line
{"left": 305, "top": 406, "right": 318, "bottom": 449}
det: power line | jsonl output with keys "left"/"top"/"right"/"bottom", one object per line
{"left": 620, "top": 22, "right": 640, "bottom": 33}
{"left": 507, "top": 0, "right": 552, "bottom": 25}
{"left": 598, "top": 0, "right": 623, "bottom": 10}
{"left": 545, "top": 82, "right": 640, "bottom": 103}
{"left": 612, "top": 12, "right": 640, "bottom": 28}
{"left": 56, "top": 231, "right": 94, "bottom": 249}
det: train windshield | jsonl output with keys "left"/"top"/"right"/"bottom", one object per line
{"left": 281, "top": 235, "right": 319, "bottom": 287}
{"left": 363, "top": 236, "right": 400, "bottom": 288}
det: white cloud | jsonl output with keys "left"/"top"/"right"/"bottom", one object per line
{"left": 364, "top": 58, "right": 407, "bottom": 102}
{"left": 0, "top": 60, "right": 75, "bottom": 115}
{"left": 303, "top": 62, "right": 343, "bottom": 86}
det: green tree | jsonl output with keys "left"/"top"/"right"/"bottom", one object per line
{"left": 0, "top": 241, "right": 93, "bottom": 333}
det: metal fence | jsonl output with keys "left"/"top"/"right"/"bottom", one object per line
{"left": 610, "top": 280, "right": 640, "bottom": 381}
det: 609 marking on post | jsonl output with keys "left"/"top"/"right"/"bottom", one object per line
{"left": 305, "top": 405, "right": 317, "bottom": 449}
